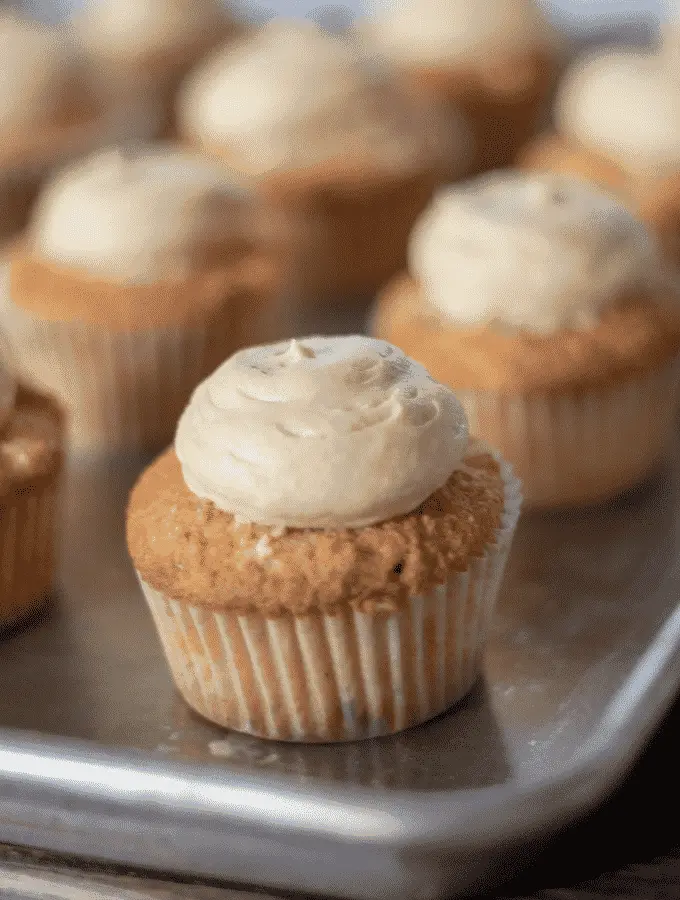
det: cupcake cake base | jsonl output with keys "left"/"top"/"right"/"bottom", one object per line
{"left": 128, "top": 448, "right": 520, "bottom": 742}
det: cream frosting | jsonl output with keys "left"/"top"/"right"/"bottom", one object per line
{"left": 0, "top": 15, "right": 74, "bottom": 132}
{"left": 76, "top": 0, "right": 229, "bottom": 64}
{"left": 179, "top": 19, "right": 463, "bottom": 175}
{"left": 557, "top": 50, "right": 680, "bottom": 175}
{"left": 29, "top": 146, "right": 253, "bottom": 283}
{"left": 360, "top": 0, "right": 557, "bottom": 67}
{"left": 0, "top": 354, "right": 16, "bottom": 433}
{"left": 175, "top": 336, "right": 469, "bottom": 529}
{"left": 409, "top": 172, "right": 657, "bottom": 333}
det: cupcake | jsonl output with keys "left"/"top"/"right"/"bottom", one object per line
{"left": 519, "top": 50, "right": 680, "bottom": 262}
{"left": 74, "top": 0, "right": 244, "bottom": 136}
{"left": 358, "top": 0, "right": 563, "bottom": 173}
{"left": 0, "top": 13, "right": 161, "bottom": 245}
{"left": 1, "top": 146, "right": 289, "bottom": 452}
{"left": 373, "top": 172, "right": 680, "bottom": 508}
{"left": 0, "top": 355, "right": 64, "bottom": 631}
{"left": 178, "top": 20, "right": 471, "bottom": 306}
{"left": 126, "top": 336, "right": 521, "bottom": 742}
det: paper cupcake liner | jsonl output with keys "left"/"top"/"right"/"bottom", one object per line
{"left": 0, "top": 481, "right": 58, "bottom": 632}
{"left": 137, "top": 461, "right": 521, "bottom": 743}
{"left": 0, "top": 176, "right": 43, "bottom": 245}
{"left": 457, "top": 359, "right": 680, "bottom": 508}
{"left": 0, "top": 305, "right": 230, "bottom": 452}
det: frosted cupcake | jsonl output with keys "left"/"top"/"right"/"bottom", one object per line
{"left": 373, "top": 172, "right": 680, "bottom": 508}
{"left": 178, "top": 20, "right": 471, "bottom": 302}
{"left": 0, "top": 356, "right": 64, "bottom": 631}
{"left": 519, "top": 50, "right": 680, "bottom": 262}
{"left": 0, "top": 13, "right": 161, "bottom": 244}
{"left": 1, "top": 146, "right": 289, "bottom": 452}
{"left": 126, "top": 336, "right": 521, "bottom": 742}
{"left": 74, "top": 0, "right": 243, "bottom": 135}
{"left": 358, "top": 0, "right": 563, "bottom": 173}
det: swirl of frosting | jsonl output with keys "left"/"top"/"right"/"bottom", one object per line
{"left": 179, "top": 20, "right": 451, "bottom": 175}
{"left": 0, "top": 15, "right": 74, "bottom": 132}
{"left": 409, "top": 172, "right": 657, "bottom": 333}
{"left": 361, "top": 0, "right": 557, "bottom": 66}
{"left": 0, "top": 353, "right": 16, "bottom": 433}
{"left": 557, "top": 50, "right": 680, "bottom": 175}
{"left": 76, "top": 0, "right": 229, "bottom": 64}
{"left": 175, "top": 336, "right": 469, "bottom": 529}
{"left": 30, "top": 147, "right": 252, "bottom": 283}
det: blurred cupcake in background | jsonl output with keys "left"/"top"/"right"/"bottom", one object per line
{"left": 358, "top": 0, "right": 564, "bottom": 174}
{"left": 373, "top": 172, "right": 680, "bottom": 508}
{"left": 178, "top": 19, "right": 472, "bottom": 315}
{"left": 1, "top": 145, "right": 292, "bottom": 452}
{"left": 0, "top": 12, "right": 160, "bottom": 246}
{"left": 0, "top": 351, "right": 64, "bottom": 631}
{"left": 127, "top": 335, "right": 521, "bottom": 742}
{"left": 519, "top": 48, "right": 680, "bottom": 264}
{"left": 74, "top": 0, "right": 245, "bottom": 137}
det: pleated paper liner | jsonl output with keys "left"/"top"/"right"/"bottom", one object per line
{"left": 0, "top": 309, "right": 233, "bottom": 452}
{"left": 138, "top": 460, "right": 521, "bottom": 743}
{"left": 457, "top": 358, "right": 680, "bottom": 508}
{"left": 0, "top": 480, "right": 58, "bottom": 632}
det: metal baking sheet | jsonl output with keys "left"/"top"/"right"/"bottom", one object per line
{"left": 1, "top": 400, "right": 680, "bottom": 899}
{"left": 0, "top": 5, "right": 676, "bottom": 894}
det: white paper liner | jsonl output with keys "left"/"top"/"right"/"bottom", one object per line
{"left": 457, "top": 358, "right": 680, "bottom": 508}
{"left": 0, "top": 299, "right": 230, "bottom": 451}
{"left": 137, "top": 460, "right": 521, "bottom": 743}
{"left": 0, "top": 481, "right": 58, "bottom": 631}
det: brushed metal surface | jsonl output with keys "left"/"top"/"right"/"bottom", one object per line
{"left": 0, "top": 425, "right": 679, "bottom": 899}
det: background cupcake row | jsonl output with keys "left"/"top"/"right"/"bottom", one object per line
{"left": 2, "top": 0, "right": 680, "bottom": 633}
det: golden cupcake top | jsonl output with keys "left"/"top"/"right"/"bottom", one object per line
{"left": 359, "top": 0, "right": 558, "bottom": 67}
{"left": 0, "top": 14, "right": 77, "bottom": 134}
{"left": 408, "top": 171, "right": 659, "bottom": 333}
{"left": 178, "top": 19, "right": 469, "bottom": 176}
{"left": 74, "top": 0, "right": 233, "bottom": 66}
{"left": 28, "top": 146, "right": 255, "bottom": 284}
{"left": 175, "top": 336, "right": 469, "bottom": 529}
{"left": 127, "top": 445, "right": 504, "bottom": 613}
{"left": 557, "top": 49, "right": 680, "bottom": 175}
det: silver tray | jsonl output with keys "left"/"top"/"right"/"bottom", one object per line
{"left": 1, "top": 413, "right": 680, "bottom": 900}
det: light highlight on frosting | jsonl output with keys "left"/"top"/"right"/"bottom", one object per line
{"left": 30, "top": 147, "right": 253, "bottom": 283}
{"left": 175, "top": 336, "right": 469, "bottom": 529}
{"left": 409, "top": 172, "right": 657, "bottom": 333}
{"left": 557, "top": 50, "right": 680, "bottom": 175}
{"left": 0, "top": 15, "right": 74, "bottom": 132}
{"left": 179, "top": 20, "right": 458, "bottom": 175}
{"left": 361, "top": 0, "right": 557, "bottom": 66}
